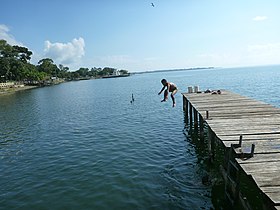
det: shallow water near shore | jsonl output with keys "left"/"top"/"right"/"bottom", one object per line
{"left": 0, "top": 85, "right": 37, "bottom": 96}
{"left": 1, "top": 65, "right": 280, "bottom": 209}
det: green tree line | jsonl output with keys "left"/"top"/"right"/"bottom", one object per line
{"left": 0, "top": 39, "right": 129, "bottom": 83}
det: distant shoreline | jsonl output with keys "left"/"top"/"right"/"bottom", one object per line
{"left": 132, "top": 67, "right": 215, "bottom": 74}
{"left": 0, "top": 85, "right": 38, "bottom": 96}
{"left": 101, "top": 74, "right": 130, "bottom": 79}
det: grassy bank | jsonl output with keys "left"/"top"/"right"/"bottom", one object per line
{"left": 0, "top": 85, "right": 38, "bottom": 96}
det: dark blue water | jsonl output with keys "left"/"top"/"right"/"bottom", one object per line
{"left": 1, "top": 65, "right": 280, "bottom": 210}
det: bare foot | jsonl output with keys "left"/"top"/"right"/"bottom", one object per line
{"left": 173, "top": 103, "right": 176, "bottom": 107}
{"left": 161, "top": 99, "right": 167, "bottom": 102}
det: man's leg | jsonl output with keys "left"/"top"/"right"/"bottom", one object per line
{"left": 163, "top": 89, "right": 168, "bottom": 101}
{"left": 171, "top": 89, "right": 178, "bottom": 107}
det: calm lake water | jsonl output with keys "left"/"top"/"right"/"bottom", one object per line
{"left": 1, "top": 65, "right": 280, "bottom": 210}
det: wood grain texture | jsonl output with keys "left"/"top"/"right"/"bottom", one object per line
{"left": 183, "top": 90, "right": 280, "bottom": 207}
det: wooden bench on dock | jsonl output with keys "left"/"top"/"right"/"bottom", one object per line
{"left": 182, "top": 90, "right": 280, "bottom": 210}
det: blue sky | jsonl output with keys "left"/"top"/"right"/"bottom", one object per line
{"left": 1, "top": 0, "right": 280, "bottom": 72}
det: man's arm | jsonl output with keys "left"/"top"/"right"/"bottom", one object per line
{"left": 158, "top": 86, "right": 165, "bottom": 95}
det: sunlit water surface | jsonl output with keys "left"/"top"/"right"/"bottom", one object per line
{"left": 1, "top": 66, "right": 280, "bottom": 209}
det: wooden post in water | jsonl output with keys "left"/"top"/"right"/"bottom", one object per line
{"left": 183, "top": 96, "right": 186, "bottom": 112}
{"left": 211, "top": 130, "right": 216, "bottom": 161}
{"left": 185, "top": 97, "right": 189, "bottom": 121}
{"left": 199, "top": 114, "right": 204, "bottom": 140}
{"left": 208, "top": 127, "right": 215, "bottom": 162}
{"left": 194, "top": 108, "right": 198, "bottom": 131}
{"left": 189, "top": 102, "right": 193, "bottom": 127}
{"left": 225, "top": 145, "right": 241, "bottom": 207}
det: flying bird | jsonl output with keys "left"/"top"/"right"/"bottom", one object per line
{"left": 151, "top": 3, "right": 155, "bottom": 7}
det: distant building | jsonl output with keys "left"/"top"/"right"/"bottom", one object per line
{"left": 0, "top": 82, "right": 14, "bottom": 88}
{"left": 112, "top": 69, "right": 120, "bottom": 76}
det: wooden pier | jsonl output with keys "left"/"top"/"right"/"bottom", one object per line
{"left": 182, "top": 90, "right": 280, "bottom": 210}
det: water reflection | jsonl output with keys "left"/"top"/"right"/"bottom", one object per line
{"left": 1, "top": 66, "right": 280, "bottom": 209}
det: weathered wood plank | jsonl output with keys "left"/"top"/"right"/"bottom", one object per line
{"left": 182, "top": 90, "right": 280, "bottom": 206}
{"left": 215, "top": 129, "right": 280, "bottom": 138}
{"left": 237, "top": 153, "right": 280, "bottom": 164}
{"left": 239, "top": 161, "right": 280, "bottom": 187}
{"left": 210, "top": 124, "right": 280, "bottom": 132}
{"left": 222, "top": 140, "right": 280, "bottom": 153}
{"left": 204, "top": 108, "right": 280, "bottom": 114}
{"left": 260, "top": 186, "right": 280, "bottom": 205}
{"left": 204, "top": 114, "right": 280, "bottom": 120}
{"left": 207, "top": 118, "right": 280, "bottom": 125}
{"left": 238, "top": 155, "right": 280, "bottom": 205}
{"left": 192, "top": 102, "right": 270, "bottom": 109}
{"left": 222, "top": 134, "right": 280, "bottom": 141}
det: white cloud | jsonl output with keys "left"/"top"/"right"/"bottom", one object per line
{"left": 246, "top": 43, "right": 280, "bottom": 65}
{"left": 247, "top": 43, "right": 280, "bottom": 52}
{"left": 0, "top": 24, "right": 22, "bottom": 46}
{"left": 44, "top": 37, "right": 85, "bottom": 65}
{"left": 88, "top": 55, "right": 162, "bottom": 71}
{"left": 91, "top": 55, "right": 136, "bottom": 68}
{"left": 97, "top": 55, "right": 133, "bottom": 64}
{"left": 186, "top": 41, "right": 280, "bottom": 68}
{"left": 191, "top": 53, "right": 239, "bottom": 67}
{"left": 252, "top": 16, "right": 268, "bottom": 21}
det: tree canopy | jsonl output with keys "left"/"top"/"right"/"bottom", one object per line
{"left": 0, "top": 39, "right": 129, "bottom": 83}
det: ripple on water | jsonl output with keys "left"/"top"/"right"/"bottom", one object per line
{"left": 0, "top": 72, "right": 224, "bottom": 209}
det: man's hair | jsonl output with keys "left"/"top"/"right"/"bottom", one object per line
{"left": 161, "top": 79, "right": 167, "bottom": 84}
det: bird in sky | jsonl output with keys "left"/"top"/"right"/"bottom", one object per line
{"left": 151, "top": 3, "right": 155, "bottom": 7}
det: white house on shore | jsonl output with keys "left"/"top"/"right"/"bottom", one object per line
{"left": 0, "top": 82, "right": 14, "bottom": 88}
{"left": 0, "top": 82, "right": 25, "bottom": 89}
{"left": 112, "top": 69, "right": 120, "bottom": 76}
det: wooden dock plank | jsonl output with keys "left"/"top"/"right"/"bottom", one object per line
{"left": 238, "top": 161, "right": 280, "bottom": 204}
{"left": 209, "top": 124, "right": 280, "bottom": 132}
{"left": 213, "top": 129, "right": 280, "bottom": 138}
{"left": 237, "top": 153, "right": 280, "bottom": 164}
{"left": 192, "top": 101, "right": 270, "bottom": 108}
{"left": 222, "top": 134, "right": 280, "bottom": 141}
{"left": 206, "top": 118, "right": 280, "bottom": 125}
{"left": 204, "top": 114, "right": 280, "bottom": 120}
{"left": 223, "top": 140, "right": 280, "bottom": 153}
{"left": 237, "top": 155, "right": 280, "bottom": 205}
{"left": 260, "top": 187, "right": 280, "bottom": 205}
{"left": 183, "top": 90, "right": 280, "bottom": 207}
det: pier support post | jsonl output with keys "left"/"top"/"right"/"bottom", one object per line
{"left": 183, "top": 96, "right": 186, "bottom": 112}
{"left": 189, "top": 102, "right": 193, "bottom": 127}
{"left": 194, "top": 108, "right": 198, "bottom": 131}
{"left": 224, "top": 145, "right": 240, "bottom": 207}
{"left": 199, "top": 114, "right": 204, "bottom": 140}
{"left": 185, "top": 98, "right": 189, "bottom": 121}
{"left": 208, "top": 128, "right": 215, "bottom": 162}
